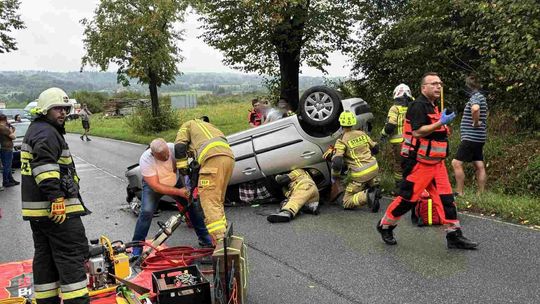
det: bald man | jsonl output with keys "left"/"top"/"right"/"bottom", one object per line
{"left": 130, "top": 138, "right": 213, "bottom": 258}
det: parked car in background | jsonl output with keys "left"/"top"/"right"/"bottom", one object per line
{"left": 124, "top": 86, "right": 374, "bottom": 208}
{"left": 10, "top": 119, "right": 31, "bottom": 168}
{"left": 24, "top": 99, "right": 81, "bottom": 120}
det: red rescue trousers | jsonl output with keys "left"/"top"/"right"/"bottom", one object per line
{"left": 381, "top": 158, "right": 460, "bottom": 228}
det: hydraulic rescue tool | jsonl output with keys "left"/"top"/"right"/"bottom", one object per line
{"left": 132, "top": 160, "right": 202, "bottom": 268}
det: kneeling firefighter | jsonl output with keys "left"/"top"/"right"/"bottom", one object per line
{"left": 174, "top": 117, "right": 235, "bottom": 243}
{"left": 331, "top": 111, "right": 381, "bottom": 212}
{"left": 267, "top": 168, "right": 320, "bottom": 223}
{"left": 21, "top": 88, "right": 90, "bottom": 304}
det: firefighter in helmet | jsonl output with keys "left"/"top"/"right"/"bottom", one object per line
{"left": 331, "top": 111, "right": 381, "bottom": 211}
{"left": 381, "top": 84, "right": 413, "bottom": 193}
{"left": 21, "top": 87, "right": 90, "bottom": 304}
{"left": 174, "top": 117, "right": 235, "bottom": 243}
{"left": 267, "top": 168, "right": 320, "bottom": 223}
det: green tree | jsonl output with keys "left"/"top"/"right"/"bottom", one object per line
{"left": 81, "top": 0, "right": 187, "bottom": 120}
{"left": 193, "top": 0, "right": 360, "bottom": 110}
{"left": 351, "top": 0, "right": 540, "bottom": 129}
{"left": 0, "top": 0, "right": 25, "bottom": 53}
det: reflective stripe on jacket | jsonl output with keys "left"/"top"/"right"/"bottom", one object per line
{"left": 332, "top": 130, "right": 378, "bottom": 179}
{"left": 174, "top": 119, "right": 234, "bottom": 166}
{"left": 21, "top": 119, "right": 87, "bottom": 221}
{"left": 400, "top": 107, "right": 449, "bottom": 164}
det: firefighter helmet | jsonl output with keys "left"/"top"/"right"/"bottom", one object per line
{"left": 393, "top": 84, "right": 412, "bottom": 99}
{"left": 339, "top": 111, "right": 357, "bottom": 127}
{"left": 35, "top": 87, "right": 71, "bottom": 115}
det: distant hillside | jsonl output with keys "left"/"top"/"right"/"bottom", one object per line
{"left": 0, "top": 71, "right": 337, "bottom": 103}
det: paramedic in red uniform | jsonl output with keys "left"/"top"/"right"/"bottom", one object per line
{"left": 376, "top": 72, "right": 478, "bottom": 249}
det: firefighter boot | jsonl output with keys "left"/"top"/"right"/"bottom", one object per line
{"left": 367, "top": 187, "right": 381, "bottom": 213}
{"left": 446, "top": 230, "right": 478, "bottom": 250}
{"left": 267, "top": 210, "right": 293, "bottom": 223}
{"left": 376, "top": 220, "right": 397, "bottom": 245}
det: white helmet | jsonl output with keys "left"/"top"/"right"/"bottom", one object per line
{"left": 393, "top": 84, "right": 412, "bottom": 99}
{"left": 35, "top": 87, "right": 71, "bottom": 115}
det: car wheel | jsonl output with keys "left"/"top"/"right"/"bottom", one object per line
{"left": 299, "top": 86, "right": 342, "bottom": 128}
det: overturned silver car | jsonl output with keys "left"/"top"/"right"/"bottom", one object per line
{"left": 125, "top": 86, "right": 373, "bottom": 206}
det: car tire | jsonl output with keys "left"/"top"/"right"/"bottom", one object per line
{"left": 298, "top": 86, "right": 342, "bottom": 128}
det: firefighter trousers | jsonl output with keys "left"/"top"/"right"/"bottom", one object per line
{"left": 381, "top": 158, "right": 460, "bottom": 228}
{"left": 342, "top": 177, "right": 379, "bottom": 209}
{"left": 30, "top": 217, "right": 89, "bottom": 304}
{"left": 282, "top": 181, "right": 319, "bottom": 216}
{"left": 390, "top": 143, "right": 403, "bottom": 183}
{"left": 198, "top": 155, "right": 235, "bottom": 241}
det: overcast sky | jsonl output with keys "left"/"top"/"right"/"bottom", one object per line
{"left": 0, "top": 0, "right": 352, "bottom": 77}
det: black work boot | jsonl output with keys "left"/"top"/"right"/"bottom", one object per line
{"left": 267, "top": 210, "right": 293, "bottom": 223}
{"left": 376, "top": 220, "right": 397, "bottom": 245}
{"left": 446, "top": 229, "right": 478, "bottom": 250}
{"left": 301, "top": 201, "right": 320, "bottom": 215}
{"left": 367, "top": 188, "right": 381, "bottom": 213}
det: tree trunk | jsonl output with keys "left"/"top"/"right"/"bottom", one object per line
{"left": 149, "top": 70, "right": 159, "bottom": 117}
{"left": 278, "top": 51, "right": 301, "bottom": 111}
{"left": 272, "top": 2, "right": 308, "bottom": 112}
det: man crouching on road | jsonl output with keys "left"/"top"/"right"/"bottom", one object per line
{"left": 131, "top": 138, "right": 213, "bottom": 258}
{"left": 21, "top": 87, "right": 90, "bottom": 304}
{"left": 174, "top": 116, "right": 235, "bottom": 244}
{"left": 267, "top": 168, "right": 320, "bottom": 223}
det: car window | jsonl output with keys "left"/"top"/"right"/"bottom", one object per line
{"left": 13, "top": 122, "right": 30, "bottom": 137}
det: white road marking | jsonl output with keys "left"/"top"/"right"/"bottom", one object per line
{"left": 72, "top": 155, "right": 125, "bottom": 182}
{"left": 460, "top": 212, "right": 539, "bottom": 231}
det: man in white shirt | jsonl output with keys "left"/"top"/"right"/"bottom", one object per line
{"left": 131, "top": 138, "right": 213, "bottom": 257}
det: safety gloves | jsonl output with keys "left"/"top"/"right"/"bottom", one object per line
{"left": 439, "top": 109, "right": 456, "bottom": 125}
{"left": 49, "top": 197, "right": 66, "bottom": 224}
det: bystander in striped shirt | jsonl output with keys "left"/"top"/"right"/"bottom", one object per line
{"left": 460, "top": 91, "right": 488, "bottom": 143}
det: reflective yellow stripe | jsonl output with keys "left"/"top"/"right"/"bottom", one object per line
{"left": 22, "top": 205, "right": 85, "bottom": 217}
{"left": 35, "top": 171, "right": 60, "bottom": 184}
{"left": 176, "top": 159, "right": 188, "bottom": 169}
{"left": 195, "top": 120, "right": 212, "bottom": 139}
{"left": 197, "top": 141, "right": 230, "bottom": 163}
{"left": 207, "top": 219, "right": 226, "bottom": 229}
{"left": 58, "top": 157, "right": 72, "bottom": 165}
{"left": 428, "top": 198, "right": 433, "bottom": 225}
{"left": 349, "top": 147, "right": 362, "bottom": 169}
{"left": 35, "top": 289, "right": 59, "bottom": 299}
{"left": 350, "top": 162, "right": 379, "bottom": 178}
{"left": 74, "top": 175, "right": 80, "bottom": 183}
{"left": 389, "top": 137, "right": 403, "bottom": 143}
{"left": 62, "top": 287, "right": 88, "bottom": 300}
{"left": 334, "top": 143, "right": 345, "bottom": 150}
{"left": 208, "top": 224, "right": 226, "bottom": 233}
{"left": 21, "top": 151, "right": 33, "bottom": 159}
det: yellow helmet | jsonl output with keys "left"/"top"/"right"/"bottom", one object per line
{"left": 339, "top": 110, "right": 357, "bottom": 127}
{"left": 35, "top": 87, "right": 71, "bottom": 115}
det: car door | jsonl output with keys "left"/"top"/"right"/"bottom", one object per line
{"left": 228, "top": 136, "right": 264, "bottom": 184}
{"left": 252, "top": 123, "right": 323, "bottom": 177}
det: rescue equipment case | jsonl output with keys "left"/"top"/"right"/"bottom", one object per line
{"left": 411, "top": 191, "right": 443, "bottom": 226}
{"left": 151, "top": 265, "right": 211, "bottom": 304}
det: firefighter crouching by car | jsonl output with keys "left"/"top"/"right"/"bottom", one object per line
{"left": 267, "top": 168, "right": 320, "bottom": 223}
{"left": 380, "top": 84, "right": 413, "bottom": 193}
{"left": 376, "top": 72, "right": 478, "bottom": 249}
{"left": 174, "top": 117, "right": 235, "bottom": 243}
{"left": 21, "top": 87, "right": 90, "bottom": 304}
{"left": 331, "top": 111, "right": 381, "bottom": 212}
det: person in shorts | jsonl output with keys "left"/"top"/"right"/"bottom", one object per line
{"left": 451, "top": 75, "right": 488, "bottom": 196}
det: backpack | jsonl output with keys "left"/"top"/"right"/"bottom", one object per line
{"left": 411, "top": 191, "right": 443, "bottom": 226}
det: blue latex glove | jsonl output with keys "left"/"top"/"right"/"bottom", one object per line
{"left": 439, "top": 109, "right": 456, "bottom": 125}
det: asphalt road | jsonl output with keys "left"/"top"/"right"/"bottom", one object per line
{"left": 1, "top": 133, "right": 539, "bottom": 303}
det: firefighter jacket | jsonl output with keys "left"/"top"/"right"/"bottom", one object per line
{"left": 21, "top": 119, "right": 87, "bottom": 221}
{"left": 400, "top": 94, "right": 449, "bottom": 164}
{"left": 174, "top": 119, "right": 234, "bottom": 169}
{"left": 382, "top": 99, "right": 408, "bottom": 144}
{"left": 332, "top": 130, "right": 379, "bottom": 182}
{"left": 282, "top": 169, "right": 317, "bottom": 198}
